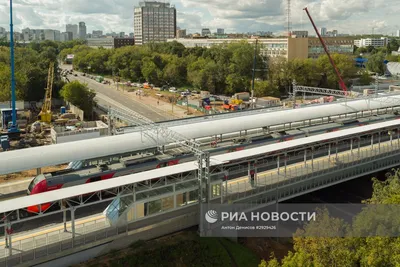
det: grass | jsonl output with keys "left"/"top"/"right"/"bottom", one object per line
{"left": 220, "top": 238, "right": 261, "bottom": 267}
{"left": 76, "top": 230, "right": 260, "bottom": 267}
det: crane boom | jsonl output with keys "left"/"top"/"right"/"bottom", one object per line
{"left": 38, "top": 62, "right": 54, "bottom": 123}
{"left": 303, "top": 7, "right": 348, "bottom": 92}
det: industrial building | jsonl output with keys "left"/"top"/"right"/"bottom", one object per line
{"left": 134, "top": 1, "right": 177, "bottom": 45}
{"left": 354, "top": 37, "right": 388, "bottom": 48}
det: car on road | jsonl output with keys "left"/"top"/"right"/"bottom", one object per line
{"left": 82, "top": 73, "right": 86, "bottom": 76}
{"left": 169, "top": 88, "right": 177, "bottom": 93}
{"left": 74, "top": 74, "right": 78, "bottom": 77}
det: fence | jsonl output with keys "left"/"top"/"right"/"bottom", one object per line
{"left": 66, "top": 102, "right": 84, "bottom": 120}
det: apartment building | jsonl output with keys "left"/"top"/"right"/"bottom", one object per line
{"left": 134, "top": 1, "right": 176, "bottom": 45}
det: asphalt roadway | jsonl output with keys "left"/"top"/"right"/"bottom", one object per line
{"left": 62, "top": 66, "right": 169, "bottom": 122}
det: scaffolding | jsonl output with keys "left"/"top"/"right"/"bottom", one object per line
{"left": 106, "top": 107, "right": 210, "bottom": 234}
{"left": 292, "top": 81, "right": 400, "bottom": 108}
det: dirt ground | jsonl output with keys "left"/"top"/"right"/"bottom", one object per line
{"left": 0, "top": 164, "right": 68, "bottom": 183}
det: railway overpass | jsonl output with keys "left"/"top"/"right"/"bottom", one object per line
{"left": 1, "top": 119, "right": 400, "bottom": 266}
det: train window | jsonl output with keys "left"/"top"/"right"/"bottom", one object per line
{"left": 89, "top": 176, "right": 102, "bottom": 183}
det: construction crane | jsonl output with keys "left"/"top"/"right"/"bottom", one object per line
{"left": 38, "top": 62, "right": 54, "bottom": 123}
{"left": 8, "top": 0, "right": 18, "bottom": 133}
{"left": 303, "top": 7, "right": 348, "bottom": 92}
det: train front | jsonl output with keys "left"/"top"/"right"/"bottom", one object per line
{"left": 27, "top": 174, "right": 46, "bottom": 195}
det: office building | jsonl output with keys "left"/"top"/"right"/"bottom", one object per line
{"left": 79, "top": 22, "right": 87, "bottom": 40}
{"left": 114, "top": 37, "right": 135, "bottom": 48}
{"left": 217, "top": 28, "right": 224, "bottom": 34}
{"left": 176, "top": 29, "right": 186, "bottom": 38}
{"left": 319, "top": 27, "right": 327, "bottom": 36}
{"left": 87, "top": 37, "right": 114, "bottom": 48}
{"left": 92, "top": 30, "right": 103, "bottom": 38}
{"left": 119, "top": 32, "right": 125, "bottom": 38}
{"left": 60, "top": 32, "right": 73, "bottom": 42}
{"left": 291, "top": 31, "right": 308, "bottom": 38}
{"left": 66, "top": 24, "right": 78, "bottom": 40}
{"left": 397, "top": 30, "right": 400, "bottom": 37}
{"left": 134, "top": 1, "right": 177, "bottom": 45}
{"left": 201, "top": 28, "right": 211, "bottom": 37}
{"left": 308, "top": 37, "right": 354, "bottom": 58}
{"left": 354, "top": 37, "right": 388, "bottom": 48}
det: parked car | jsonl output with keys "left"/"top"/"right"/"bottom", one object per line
{"left": 181, "top": 92, "right": 190, "bottom": 97}
{"left": 169, "top": 88, "right": 178, "bottom": 93}
{"left": 161, "top": 85, "right": 169, "bottom": 91}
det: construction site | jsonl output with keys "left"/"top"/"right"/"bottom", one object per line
{"left": 0, "top": 62, "right": 107, "bottom": 152}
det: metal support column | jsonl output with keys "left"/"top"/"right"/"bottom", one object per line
{"left": 254, "top": 161, "right": 258, "bottom": 186}
{"left": 328, "top": 143, "right": 331, "bottom": 161}
{"left": 304, "top": 149, "right": 307, "bottom": 166}
{"left": 378, "top": 132, "right": 381, "bottom": 152}
{"left": 311, "top": 148, "right": 314, "bottom": 172}
{"left": 335, "top": 142, "right": 338, "bottom": 160}
{"left": 71, "top": 208, "right": 76, "bottom": 246}
{"left": 63, "top": 210, "right": 67, "bottom": 232}
{"left": 277, "top": 156, "right": 280, "bottom": 175}
{"left": 284, "top": 153, "right": 287, "bottom": 177}
{"left": 4, "top": 223, "right": 8, "bottom": 248}
{"left": 371, "top": 135, "right": 374, "bottom": 149}
{"left": 350, "top": 138, "right": 353, "bottom": 155}
{"left": 36, "top": 168, "right": 41, "bottom": 175}
{"left": 390, "top": 131, "right": 393, "bottom": 146}
{"left": 358, "top": 137, "right": 361, "bottom": 157}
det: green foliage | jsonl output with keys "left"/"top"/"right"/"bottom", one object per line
{"left": 0, "top": 44, "right": 63, "bottom": 102}
{"left": 60, "top": 81, "right": 96, "bottom": 117}
{"left": 367, "top": 53, "right": 386, "bottom": 74}
{"left": 262, "top": 169, "right": 400, "bottom": 267}
{"left": 61, "top": 41, "right": 361, "bottom": 97}
{"left": 358, "top": 70, "right": 373, "bottom": 86}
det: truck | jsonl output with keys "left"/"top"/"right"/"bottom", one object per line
{"left": 95, "top": 76, "right": 104, "bottom": 83}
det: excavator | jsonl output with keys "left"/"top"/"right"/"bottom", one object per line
{"left": 38, "top": 62, "right": 54, "bottom": 123}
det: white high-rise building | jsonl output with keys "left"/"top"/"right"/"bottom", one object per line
{"left": 79, "top": 22, "right": 87, "bottom": 40}
{"left": 319, "top": 27, "right": 327, "bottom": 36}
{"left": 66, "top": 24, "right": 78, "bottom": 40}
{"left": 134, "top": 1, "right": 176, "bottom": 45}
{"left": 397, "top": 30, "right": 400, "bottom": 37}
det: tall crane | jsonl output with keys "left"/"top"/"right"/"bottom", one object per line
{"left": 38, "top": 62, "right": 54, "bottom": 123}
{"left": 303, "top": 7, "right": 348, "bottom": 92}
{"left": 8, "top": 0, "right": 18, "bottom": 133}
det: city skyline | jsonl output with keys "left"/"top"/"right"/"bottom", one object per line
{"left": 0, "top": 0, "right": 399, "bottom": 36}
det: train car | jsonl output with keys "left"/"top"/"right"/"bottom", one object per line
{"left": 26, "top": 153, "right": 189, "bottom": 213}
{"left": 299, "top": 123, "right": 343, "bottom": 137}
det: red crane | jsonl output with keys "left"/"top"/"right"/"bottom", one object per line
{"left": 303, "top": 7, "right": 348, "bottom": 92}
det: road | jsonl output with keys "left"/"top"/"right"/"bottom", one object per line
{"left": 62, "top": 65, "right": 170, "bottom": 122}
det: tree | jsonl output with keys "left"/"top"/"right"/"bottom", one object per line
{"left": 358, "top": 70, "right": 373, "bottom": 86}
{"left": 262, "top": 169, "right": 400, "bottom": 267}
{"left": 367, "top": 53, "right": 386, "bottom": 74}
{"left": 60, "top": 81, "right": 96, "bottom": 118}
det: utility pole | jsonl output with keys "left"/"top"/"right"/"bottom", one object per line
{"left": 251, "top": 38, "right": 258, "bottom": 109}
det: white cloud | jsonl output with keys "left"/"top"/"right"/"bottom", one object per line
{"left": 0, "top": 0, "right": 397, "bottom": 35}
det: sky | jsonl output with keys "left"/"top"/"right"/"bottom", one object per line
{"left": 0, "top": 0, "right": 399, "bottom": 36}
